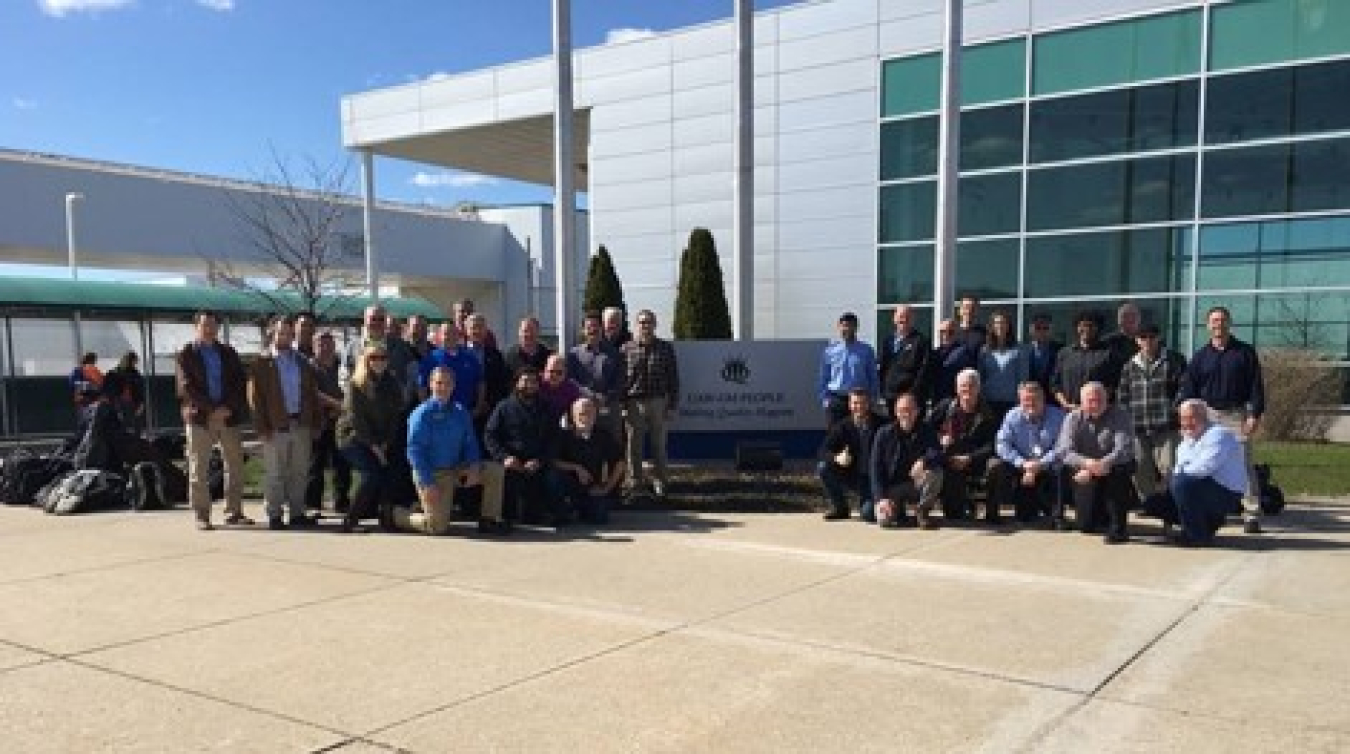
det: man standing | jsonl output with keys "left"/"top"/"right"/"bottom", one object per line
{"left": 622, "top": 309, "right": 680, "bottom": 498}
{"left": 1117, "top": 324, "right": 1187, "bottom": 500}
{"left": 568, "top": 311, "right": 624, "bottom": 441}
{"left": 990, "top": 381, "right": 1066, "bottom": 525}
{"left": 344, "top": 304, "right": 416, "bottom": 407}
{"left": 869, "top": 394, "right": 943, "bottom": 529}
{"left": 1024, "top": 313, "right": 1061, "bottom": 405}
{"left": 929, "top": 369, "right": 998, "bottom": 522}
{"left": 930, "top": 319, "right": 977, "bottom": 407}
{"left": 419, "top": 329, "right": 484, "bottom": 414}
{"left": 818, "top": 312, "right": 879, "bottom": 428}
{"left": 485, "top": 367, "right": 559, "bottom": 530}
{"left": 176, "top": 310, "right": 250, "bottom": 530}
{"left": 1053, "top": 310, "right": 1122, "bottom": 410}
{"left": 453, "top": 298, "right": 498, "bottom": 349}
{"left": 1103, "top": 302, "right": 1143, "bottom": 364}
{"left": 250, "top": 315, "right": 325, "bottom": 530}
{"left": 504, "top": 316, "right": 553, "bottom": 376}
{"left": 1180, "top": 306, "right": 1266, "bottom": 534}
{"left": 1168, "top": 399, "right": 1248, "bottom": 547}
{"left": 295, "top": 313, "right": 317, "bottom": 358}
{"left": 817, "top": 389, "right": 885, "bottom": 521}
{"left": 957, "top": 295, "right": 987, "bottom": 352}
{"left": 879, "top": 305, "right": 931, "bottom": 413}
{"left": 405, "top": 314, "right": 434, "bottom": 363}
{"left": 1058, "top": 382, "right": 1136, "bottom": 544}
{"left": 602, "top": 306, "right": 632, "bottom": 349}
{"left": 465, "top": 313, "right": 510, "bottom": 437}
{"left": 306, "top": 331, "right": 352, "bottom": 514}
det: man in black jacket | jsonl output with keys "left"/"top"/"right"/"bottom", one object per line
{"left": 1053, "top": 310, "right": 1123, "bottom": 410}
{"left": 879, "top": 305, "right": 931, "bottom": 414}
{"left": 869, "top": 394, "right": 944, "bottom": 529}
{"left": 817, "top": 389, "right": 886, "bottom": 522}
{"left": 928, "top": 368, "right": 999, "bottom": 522}
{"left": 484, "top": 367, "right": 559, "bottom": 530}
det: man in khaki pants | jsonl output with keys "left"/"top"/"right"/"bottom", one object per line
{"left": 621, "top": 310, "right": 680, "bottom": 499}
{"left": 175, "top": 310, "right": 250, "bottom": 530}
{"left": 1180, "top": 306, "right": 1266, "bottom": 534}
{"left": 250, "top": 315, "right": 325, "bottom": 530}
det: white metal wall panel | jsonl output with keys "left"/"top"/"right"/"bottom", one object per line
{"left": 420, "top": 99, "right": 498, "bottom": 133}
{"left": 672, "top": 111, "right": 734, "bottom": 147}
{"left": 418, "top": 71, "right": 497, "bottom": 108}
{"left": 777, "top": 0, "right": 878, "bottom": 41}
{"left": 778, "top": 120, "right": 874, "bottom": 162}
{"left": 579, "top": 67, "right": 673, "bottom": 105}
{"left": 597, "top": 206, "right": 676, "bottom": 236}
{"left": 673, "top": 171, "right": 733, "bottom": 204}
{"left": 494, "top": 87, "right": 553, "bottom": 121}
{"left": 494, "top": 59, "right": 554, "bottom": 93}
{"left": 1031, "top": 0, "right": 1195, "bottom": 31}
{"left": 674, "top": 201, "right": 733, "bottom": 234}
{"left": 592, "top": 150, "right": 672, "bottom": 182}
{"left": 673, "top": 54, "right": 734, "bottom": 91}
{"left": 776, "top": 90, "right": 875, "bottom": 132}
{"left": 777, "top": 25, "right": 879, "bottom": 72}
{"left": 592, "top": 178, "right": 674, "bottom": 212}
{"left": 778, "top": 184, "right": 874, "bottom": 222}
{"left": 672, "top": 84, "right": 736, "bottom": 120}
{"left": 778, "top": 152, "right": 875, "bottom": 192}
{"left": 578, "top": 36, "right": 673, "bottom": 79}
{"left": 776, "top": 215, "right": 874, "bottom": 253}
{"left": 588, "top": 122, "right": 675, "bottom": 159}
{"left": 589, "top": 94, "right": 674, "bottom": 132}
{"left": 778, "top": 57, "right": 877, "bottom": 103}
{"left": 671, "top": 142, "right": 733, "bottom": 175}
{"left": 670, "top": 23, "right": 734, "bottom": 61}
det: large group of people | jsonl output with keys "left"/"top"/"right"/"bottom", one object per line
{"left": 818, "top": 296, "right": 1266, "bottom": 547}
{"left": 175, "top": 300, "right": 676, "bottom": 537}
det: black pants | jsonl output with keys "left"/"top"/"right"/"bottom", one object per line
{"left": 1070, "top": 464, "right": 1136, "bottom": 537}
{"left": 824, "top": 394, "right": 850, "bottom": 428}
{"left": 306, "top": 424, "right": 351, "bottom": 510}
{"left": 986, "top": 460, "right": 1064, "bottom": 522}
{"left": 503, "top": 467, "right": 559, "bottom": 525}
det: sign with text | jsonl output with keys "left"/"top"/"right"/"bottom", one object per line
{"left": 669, "top": 340, "right": 826, "bottom": 432}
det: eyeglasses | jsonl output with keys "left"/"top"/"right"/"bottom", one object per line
{"left": 637, "top": 320, "right": 655, "bottom": 326}
{"left": 368, "top": 355, "right": 388, "bottom": 362}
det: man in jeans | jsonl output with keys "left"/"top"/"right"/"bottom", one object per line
{"left": 1180, "top": 306, "right": 1265, "bottom": 534}
{"left": 175, "top": 310, "right": 250, "bottom": 531}
{"left": 621, "top": 309, "right": 680, "bottom": 498}
{"left": 1116, "top": 323, "right": 1187, "bottom": 501}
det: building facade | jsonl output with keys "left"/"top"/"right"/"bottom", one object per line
{"left": 343, "top": 0, "right": 1350, "bottom": 385}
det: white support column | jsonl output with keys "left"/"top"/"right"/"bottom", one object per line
{"left": 733, "top": 0, "right": 755, "bottom": 341}
{"left": 552, "top": 0, "right": 578, "bottom": 348}
{"left": 933, "top": 0, "right": 963, "bottom": 324}
{"left": 360, "top": 148, "right": 379, "bottom": 303}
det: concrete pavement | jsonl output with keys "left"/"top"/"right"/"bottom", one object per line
{"left": 1, "top": 496, "right": 1348, "bottom": 752}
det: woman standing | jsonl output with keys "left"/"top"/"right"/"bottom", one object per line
{"left": 335, "top": 344, "right": 405, "bottom": 532}
{"left": 978, "top": 311, "right": 1027, "bottom": 418}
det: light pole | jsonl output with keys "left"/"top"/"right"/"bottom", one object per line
{"left": 65, "top": 192, "right": 84, "bottom": 281}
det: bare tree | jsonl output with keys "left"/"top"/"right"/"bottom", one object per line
{"left": 1258, "top": 295, "right": 1345, "bottom": 441}
{"left": 214, "top": 149, "right": 363, "bottom": 318}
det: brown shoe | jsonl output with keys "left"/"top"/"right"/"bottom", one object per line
{"left": 195, "top": 518, "right": 214, "bottom": 531}
{"left": 917, "top": 508, "right": 940, "bottom": 530}
{"left": 225, "top": 513, "right": 255, "bottom": 526}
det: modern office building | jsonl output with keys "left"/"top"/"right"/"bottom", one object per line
{"left": 343, "top": 0, "right": 1350, "bottom": 377}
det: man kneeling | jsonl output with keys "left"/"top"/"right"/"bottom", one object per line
{"left": 551, "top": 397, "right": 626, "bottom": 525}
{"left": 399, "top": 367, "right": 501, "bottom": 535}
{"left": 1167, "top": 399, "right": 1247, "bottom": 547}
{"left": 870, "top": 394, "right": 943, "bottom": 529}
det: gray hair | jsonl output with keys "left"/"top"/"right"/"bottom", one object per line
{"left": 1080, "top": 381, "right": 1107, "bottom": 399}
{"left": 602, "top": 306, "right": 624, "bottom": 321}
{"left": 956, "top": 368, "right": 981, "bottom": 390}
{"left": 1177, "top": 398, "right": 1213, "bottom": 425}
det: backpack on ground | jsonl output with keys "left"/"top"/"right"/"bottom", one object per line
{"left": 125, "top": 462, "right": 168, "bottom": 511}
{"left": 42, "top": 470, "right": 126, "bottom": 515}
{"left": 159, "top": 461, "right": 189, "bottom": 504}
{"left": 0, "top": 448, "right": 36, "bottom": 504}
{"left": 149, "top": 432, "right": 187, "bottom": 462}
{"left": 1254, "top": 463, "right": 1286, "bottom": 516}
{"left": 4, "top": 453, "right": 74, "bottom": 506}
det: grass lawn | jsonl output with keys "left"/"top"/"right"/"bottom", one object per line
{"left": 1253, "top": 441, "right": 1350, "bottom": 497}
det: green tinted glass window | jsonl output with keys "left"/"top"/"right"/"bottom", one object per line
{"left": 879, "top": 182, "right": 937, "bottom": 244}
{"left": 963, "top": 38, "right": 1026, "bottom": 105}
{"left": 1024, "top": 228, "right": 1190, "bottom": 297}
{"left": 1029, "top": 80, "right": 1199, "bottom": 163}
{"left": 882, "top": 54, "right": 940, "bottom": 117}
{"left": 957, "top": 238, "right": 1020, "bottom": 300}
{"left": 1033, "top": 9, "right": 1202, "bottom": 94}
{"left": 961, "top": 104, "right": 1024, "bottom": 171}
{"left": 959, "top": 171, "right": 1022, "bottom": 238}
{"left": 881, "top": 117, "right": 938, "bottom": 180}
{"left": 1196, "top": 292, "right": 1350, "bottom": 360}
{"left": 1028, "top": 155, "right": 1196, "bottom": 232}
{"left": 877, "top": 246, "right": 935, "bottom": 303}
{"left": 1202, "top": 137, "right": 1350, "bottom": 219}
{"left": 1199, "top": 216, "right": 1350, "bottom": 291}
{"left": 1210, "top": 0, "right": 1350, "bottom": 71}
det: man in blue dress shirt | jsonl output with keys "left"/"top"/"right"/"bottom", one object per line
{"left": 1169, "top": 399, "right": 1249, "bottom": 547}
{"left": 817, "top": 312, "right": 879, "bottom": 427}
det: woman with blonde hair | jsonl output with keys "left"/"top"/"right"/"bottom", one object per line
{"left": 335, "top": 343, "right": 405, "bottom": 532}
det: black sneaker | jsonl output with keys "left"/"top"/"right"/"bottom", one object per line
{"left": 268, "top": 517, "right": 286, "bottom": 531}
{"left": 823, "top": 508, "right": 850, "bottom": 521}
{"left": 1243, "top": 519, "right": 1262, "bottom": 535}
{"left": 290, "top": 514, "right": 319, "bottom": 528}
{"left": 1103, "top": 532, "right": 1129, "bottom": 545}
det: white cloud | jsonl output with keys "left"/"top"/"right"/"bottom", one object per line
{"left": 12, "top": 97, "right": 38, "bottom": 110}
{"left": 410, "top": 171, "right": 499, "bottom": 189}
{"left": 38, "top": 0, "right": 134, "bottom": 17}
{"left": 196, "top": 0, "right": 234, "bottom": 10}
{"left": 605, "top": 27, "right": 655, "bottom": 45}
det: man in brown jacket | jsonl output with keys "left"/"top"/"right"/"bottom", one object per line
{"left": 176, "top": 310, "right": 250, "bottom": 530}
{"left": 250, "top": 314, "right": 325, "bottom": 530}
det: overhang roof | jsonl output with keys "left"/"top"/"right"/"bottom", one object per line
{"left": 361, "top": 111, "right": 590, "bottom": 190}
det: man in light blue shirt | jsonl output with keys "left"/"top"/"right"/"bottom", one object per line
{"left": 818, "top": 312, "right": 878, "bottom": 427}
{"left": 989, "top": 381, "right": 1066, "bottom": 525}
{"left": 1169, "top": 398, "right": 1247, "bottom": 546}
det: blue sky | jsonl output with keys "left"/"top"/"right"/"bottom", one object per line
{"left": 2, "top": 0, "right": 797, "bottom": 209}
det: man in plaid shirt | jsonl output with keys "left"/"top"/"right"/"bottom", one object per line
{"left": 1116, "top": 323, "right": 1187, "bottom": 499}
{"left": 622, "top": 309, "right": 680, "bottom": 498}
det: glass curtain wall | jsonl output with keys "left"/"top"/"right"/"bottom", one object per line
{"left": 878, "top": 0, "right": 1350, "bottom": 362}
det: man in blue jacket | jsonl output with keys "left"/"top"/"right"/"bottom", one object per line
{"left": 399, "top": 367, "right": 501, "bottom": 535}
